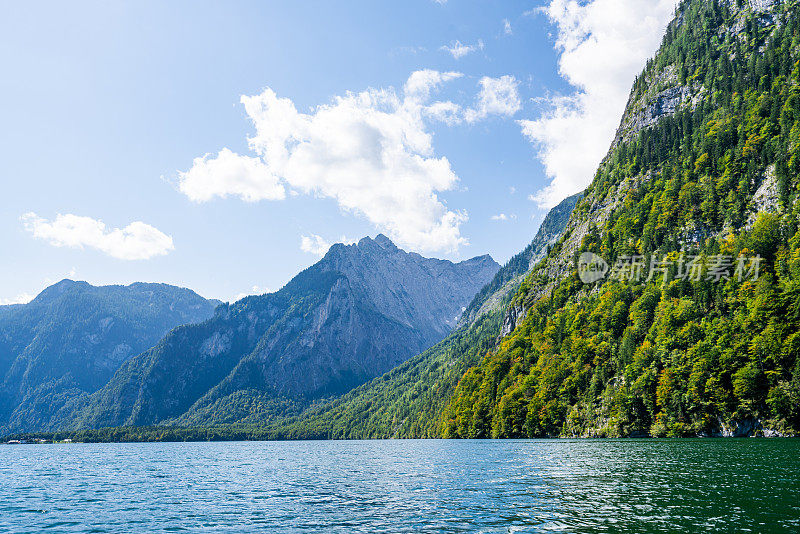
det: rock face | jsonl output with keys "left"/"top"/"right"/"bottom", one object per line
{"left": 58, "top": 236, "right": 498, "bottom": 430}
{"left": 747, "top": 164, "right": 779, "bottom": 227}
{"left": 499, "top": 185, "right": 630, "bottom": 337}
{"left": 324, "top": 235, "right": 498, "bottom": 338}
{"left": 0, "top": 281, "right": 219, "bottom": 434}
{"left": 214, "top": 236, "right": 499, "bottom": 400}
{"left": 614, "top": 66, "right": 701, "bottom": 147}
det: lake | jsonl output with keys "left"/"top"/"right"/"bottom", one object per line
{"left": 1, "top": 439, "right": 798, "bottom": 532}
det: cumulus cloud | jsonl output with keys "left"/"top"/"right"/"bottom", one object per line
{"left": 178, "top": 70, "right": 523, "bottom": 253}
{"left": 21, "top": 213, "right": 174, "bottom": 260}
{"left": 404, "top": 70, "right": 463, "bottom": 102}
{"left": 490, "top": 213, "right": 517, "bottom": 221}
{"left": 240, "top": 82, "right": 466, "bottom": 253}
{"left": 520, "top": 0, "right": 676, "bottom": 207}
{"left": 426, "top": 74, "right": 521, "bottom": 125}
{"left": 425, "top": 101, "right": 463, "bottom": 125}
{"left": 300, "top": 234, "right": 332, "bottom": 257}
{"left": 178, "top": 148, "right": 284, "bottom": 202}
{"left": 440, "top": 39, "right": 484, "bottom": 59}
{"left": 300, "top": 234, "right": 357, "bottom": 257}
{"left": 465, "top": 75, "right": 522, "bottom": 123}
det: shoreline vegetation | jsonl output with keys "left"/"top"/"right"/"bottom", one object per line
{"left": 3, "top": 422, "right": 797, "bottom": 444}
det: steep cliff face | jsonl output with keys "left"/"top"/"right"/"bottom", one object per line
{"left": 325, "top": 235, "right": 499, "bottom": 337}
{"left": 55, "top": 236, "right": 498, "bottom": 431}
{"left": 444, "top": 0, "right": 800, "bottom": 439}
{"left": 499, "top": 178, "right": 637, "bottom": 337}
{"left": 0, "top": 281, "right": 219, "bottom": 434}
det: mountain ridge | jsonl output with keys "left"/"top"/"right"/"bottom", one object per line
{"left": 45, "top": 235, "right": 499, "bottom": 432}
{"left": 0, "top": 280, "right": 220, "bottom": 434}
{"left": 257, "top": 195, "right": 581, "bottom": 438}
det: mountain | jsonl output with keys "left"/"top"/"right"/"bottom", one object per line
{"left": 263, "top": 0, "right": 800, "bottom": 441}
{"left": 0, "top": 280, "right": 219, "bottom": 434}
{"left": 266, "top": 195, "right": 580, "bottom": 438}
{"left": 441, "top": 0, "right": 800, "bottom": 438}
{"left": 54, "top": 235, "right": 498, "bottom": 431}
{"left": 35, "top": 197, "right": 577, "bottom": 441}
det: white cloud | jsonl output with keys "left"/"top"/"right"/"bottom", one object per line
{"left": 520, "top": 0, "right": 676, "bottom": 207}
{"left": 178, "top": 147, "right": 284, "bottom": 202}
{"left": 0, "top": 292, "right": 34, "bottom": 305}
{"left": 503, "top": 19, "right": 513, "bottom": 35}
{"left": 425, "top": 101, "right": 463, "bottom": 125}
{"left": 179, "top": 70, "right": 523, "bottom": 253}
{"left": 440, "top": 39, "right": 484, "bottom": 59}
{"left": 465, "top": 75, "right": 522, "bottom": 123}
{"left": 404, "top": 70, "right": 463, "bottom": 102}
{"left": 300, "top": 234, "right": 357, "bottom": 257}
{"left": 241, "top": 81, "right": 467, "bottom": 253}
{"left": 300, "top": 234, "right": 332, "bottom": 257}
{"left": 509, "top": 186, "right": 516, "bottom": 194}
{"left": 491, "top": 213, "right": 516, "bottom": 221}
{"left": 21, "top": 212, "right": 174, "bottom": 260}
{"left": 181, "top": 71, "right": 470, "bottom": 253}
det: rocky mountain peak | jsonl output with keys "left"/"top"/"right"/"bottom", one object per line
{"left": 351, "top": 234, "right": 399, "bottom": 253}
{"left": 373, "top": 233, "right": 396, "bottom": 249}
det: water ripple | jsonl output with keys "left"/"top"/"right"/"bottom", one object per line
{"left": 0, "top": 439, "right": 798, "bottom": 533}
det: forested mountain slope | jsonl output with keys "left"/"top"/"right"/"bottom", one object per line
{"left": 443, "top": 0, "right": 800, "bottom": 438}
{"left": 0, "top": 281, "right": 219, "bottom": 434}
{"left": 52, "top": 236, "right": 498, "bottom": 431}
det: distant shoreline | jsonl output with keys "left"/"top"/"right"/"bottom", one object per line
{"left": 4, "top": 427, "right": 797, "bottom": 444}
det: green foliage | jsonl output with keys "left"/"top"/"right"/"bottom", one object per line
{"left": 2, "top": 309, "right": 509, "bottom": 441}
{"left": 443, "top": 0, "right": 800, "bottom": 439}
{"left": 459, "top": 194, "right": 581, "bottom": 325}
{"left": 67, "top": 269, "right": 349, "bottom": 430}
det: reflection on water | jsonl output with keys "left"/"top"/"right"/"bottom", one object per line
{"left": 0, "top": 439, "right": 798, "bottom": 533}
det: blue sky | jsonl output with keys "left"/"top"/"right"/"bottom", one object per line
{"left": 1, "top": 0, "right": 675, "bottom": 303}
